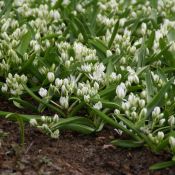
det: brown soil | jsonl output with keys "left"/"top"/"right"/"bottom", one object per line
{"left": 0, "top": 97, "right": 175, "bottom": 175}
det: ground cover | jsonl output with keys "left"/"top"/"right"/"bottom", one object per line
{"left": 1, "top": 0, "right": 175, "bottom": 173}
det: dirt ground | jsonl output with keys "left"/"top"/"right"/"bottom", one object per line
{"left": 1, "top": 97, "right": 175, "bottom": 175}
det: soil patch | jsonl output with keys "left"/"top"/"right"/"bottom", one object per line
{"left": 0, "top": 97, "right": 175, "bottom": 175}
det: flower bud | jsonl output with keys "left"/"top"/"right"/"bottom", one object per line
{"left": 30, "top": 119, "right": 38, "bottom": 126}
{"left": 47, "top": 72, "right": 55, "bottom": 83}
{"left": 53, "top": 114, "right": 59, "bottom": 122}
{"left": 55, "top": 78, "right": 63, "bottom": 87}
{"left": 116, "top": 84, "right": 126, "bottom": 99}
{"left": 169, "top": 136, "right": 175, "bottom": 147}
{"left": 168, "top": 115, "right": 175, "bottom": 127}
{"left": 39, "top": 87, "right": 47, "bottom": 97}
{"left": 157, "top": 131, "right": 164, "bottom": 140}
{"left": 114, "top": 109, "right": 120, "bottom": 115}
{"left": 106, "top": 50, "right": 112, "bottom": 57}
{"left": 93, "top": 101, "right": 102, "bottom": 110}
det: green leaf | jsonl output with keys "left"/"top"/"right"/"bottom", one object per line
{"left": 0, "top": 111, "right": 41, "bottom": 122}
{"left": 73, "top": 17, "right": 89, "bottom": 41}
{"left": 115, "top": 115, "right": 154, "bottom": 147}
{"left": 91, "top": 98, "right": 121, "bottom": 109}
{"left": 51, "top": 116, "right": 96, "bottom": 134}
{"left": 58, "top": 123, "right": 95, "bottom": 134}
{"left": 88, "top": 38, "right": 107, "bottom": 55}
{"left": 108, "top": 20, "right": 119, "bottom": 48}
{"left": 111, "top": 139, "right": 143, "bottom": 148}
{"left": 23, "top": 85, "right": 65, "bottom": 117}
{"left": 19, "top": 53, "right": 36, "bottom": 73}
{"left": 155, "top": 131, "right": 175, "bottom": 152}
{"left": 51, "top": 117, "right": 95, "bottom": 130}
{"left": 167, "top": 28, "right": 175, "bottom": 42}
{"left": 145, "top": 69, "right": 154, "bottom": 102}
{"left": 91, "top": 108, "right": 140, "bottom": 140}
{"left": 17, "top": 30, "right": 33, "bottom": 56}
{"left": 0, "top": 0, "right": 13, "bottom": 17}
{"left": 99, "top": 84, "right": 116, "bottom": 97}
{"left": 146, "top": 44, "right": 172, "bottom": 64}
{"left": 9, "top": 97, "right": 38, "bottom": 112}
{"left": 137, "top": 45, "right": 146, "bottom": 68}
{"left": 147, "top": 30, "right": 155, "bottom": 49}
{"left": 150, "top": 0, "right": 158, "bottom": 8}
{"left": 149, "top": 161, "right": 175, "bottom": 170}
{"left": 146, "top": 78, "right": 173, "bottom": 116}
{"left": 106, "top": 61, "right": 114, "bottom": 77}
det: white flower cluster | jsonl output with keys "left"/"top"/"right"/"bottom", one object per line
{"left": 2, "top": 73, "right": 27, "bottom": 96}
{"left": 30, "top": 114, "right": 60, "bottom": 139}
{"left": 0, "top": 0, "right": 175, "bottom": 157}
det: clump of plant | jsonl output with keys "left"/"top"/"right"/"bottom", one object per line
{"left": 1, "top": 0, "right": 175, "bottom": 170}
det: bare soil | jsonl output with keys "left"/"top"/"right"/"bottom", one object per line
{"left": 0, "top": 97, "right": 175, "bottom": 175}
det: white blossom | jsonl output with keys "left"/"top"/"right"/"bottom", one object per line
{"left": 93, "top": 101, "right": 102, "bottom": 110}
{"left": 39, "top": 88, "right": 47, "bottom": 97}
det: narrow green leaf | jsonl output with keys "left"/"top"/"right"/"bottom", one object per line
{"left": 23, "top": 85, "right": 65, "bottom": 117}
{"left": 9, "top": 97, "right": 38, "bottom": 112}
{"left": 88, "top": 38, "right": 107, "bottom": 55}
{"left": 146, "top": 44, "right": 172, "bottom": 64}
{"left": 58, "top": 123, "right": 95, "bottom": 134}
{"left": 51, "top": 117, "right": 95, "bottom": 130}
{"left": 137, "top": 45, "right": 146, "bottom": 68}
{"left": 91, "top": 108, "right": 140, "bottom": 140}
{"left": 145, "top": 70, "right": 154, "bottom": 102}
{"left": 99, "top": 84, "right": 116, "bottom": 97}
{"left": 146, "top": 78, "right": 173, "bottom": 116}
{"left": 149, "top": 161, "right": 175, "bottom": 170}
{"left": 147, "top": 31, "right": 155, "bottom": 49}
{"left": 111, "top": 139, "right": 143, "bottom": 148}
{"left": 17, "top": 30, "right": 32, "bottom": 56}
{"left": 74, "top": 17, "right": 89, "bottom": 41}
{"left": 108, "top": 20, "right": 119, "bottom": 48}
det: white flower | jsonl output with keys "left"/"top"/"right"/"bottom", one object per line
{"left": 157, "top": 131, "right": 164, "bottom": 140}
{"left": 81, "top": 64, "right": 92, "bottom": 73}
{"left": 169, "top": 136, "right": 175, "bottom": 147}
{"left": 47, "top": 72, "right": 55, "bottom": 82}
{"left": 41, "top": 116, "right": 46, "bottom": 121}
{"left": 93, "top": 101, "right": 102, "bottom": 110}
{"left": 116, "top": 83, "right": 126, "bottom": 99}
{"left": 141, "top": 23, "right": 147, "bottom": 35}
{"left": 59, "top": 96, "right": 69, "bottom": 109}
{"left": 128, "top": 73, "right": 139, "bottom": 84}
{"left": 110, "top": 72, "right": 117, "bottom": 81}
{"left": 90, "top": 63, "right": 105, "bottom": 82}
{"left": 106, "top": 50, "right": 112, "bottom": 57}
{"left": 114, "top": 109, "right": 120, "bottom": 115}
{"left": 168, "top": 115, "right": 175, "bottom": 127}
{"left": 30, "top": 119, "right": 38, "bottom": 126}
{"left": 140, "top": 108, "right": 147, "bottom": 117}
{"left": 152, "top": 106, "right": 161, "bottom": 117}
{"left": 53, "top": 114, "right": 59, "bottom": 122}
{"left": 119, "top": 18, "right": 126, "bottom": 27}
{"left": 51, "top": 129, "right": 60, "bottom": 139}
{"left": 84, "top": 95, "right": 90, "bottom": 102}
{"left": 159, "top": 118, "right": 165, "bottom": 125}
{"left": 39, "top": 88, "right": 47, "bottom": 97}
{"left": 94, "top": 82, "right": 99, "bottom": 90}
{"left": 122, "top": 102, "right": 130, "bottom": 110}
{"left": 34, "top": 43, "right": 40, "bottom": 52}
{"left": 1, "top": 84, "right": 8, "bottom": 92}
{"left": 139, "top": 99, "right": 145, "bottom": 108}
{"left": 50, "top": 10, "right": 60, "bottom": 20}
{"left": 55, "top": 78, "right": 63, "bottom": 87}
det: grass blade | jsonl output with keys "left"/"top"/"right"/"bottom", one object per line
{"left": 149, "top": 161, "right": 175, "bottom": 170}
